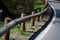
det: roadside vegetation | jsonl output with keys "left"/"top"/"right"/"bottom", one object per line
{"left": 0, "top": 0, "right": 46, "bottom": 40}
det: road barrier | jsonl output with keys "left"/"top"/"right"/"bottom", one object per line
{"left": 0, "top": 1, "right": 49, "bottom": 40}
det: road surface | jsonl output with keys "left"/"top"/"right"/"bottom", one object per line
{"left": 29, "top": 0, "right": 60, "bottom": 40}
{"left": 35, "top": 1, "right": 60, "bottom": 40}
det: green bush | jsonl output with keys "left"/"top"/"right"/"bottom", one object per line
{"left": 11, "top": 24, "right": 30, "bottom": 36}
{"left": 16, "top": 25, "right": 30, "bottom": 36}
{"left": 0, "top": 38, "right": 3, "bottom": 40}
{"left": 0, "top": 23, "right": 3, "bottom": 28}
{"left": 34, "top": 2, "right": 45, "bottom": 10}
{"left": 9, "top": 37, "right": 15, "bottom": 40}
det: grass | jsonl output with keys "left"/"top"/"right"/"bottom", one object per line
{"left": 18, "top": 30, "right": 30, "bottom": 36}
{"left": 0, "top": 38, "right": 3, "bottom": 40}
{"left": 0, "top": 37, "right": 15, "bottom": 40}
{"left": 9, "top": 37, "right": 15, "bottom": 40}
{"left": 0, "top": 24, "right": 30, "bottom": 40}
{"left": 0, "top": 23, "right": 3, "bottom": 28}
{"left": 34, "top": 2, "right": 45, "bottom": 10}
{"left": 10, "top": 24, "right": 30, "bottom": 36}
{"left": 30, "top": 26, "right": 36, "bottom": 30}
{"left": 0, "top": 23, "right": 16, "bottom": 40}
{"left": 16, "top": 24, "right": 30, "bottom": 36}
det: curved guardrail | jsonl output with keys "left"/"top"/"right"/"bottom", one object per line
{"left": 0, "top": 4, "right": 49, "bottom": 37}
{"left": 0, "top": 5, "right": 51, "bottom": 40}
{"left": 29, "top": 4, "right": 55, "bottom": 40}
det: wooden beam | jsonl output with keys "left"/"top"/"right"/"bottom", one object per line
{"left": 31, "top": 11, "right": 35, "bottom": 26}
{"left": 36, "top": 9, "right": 41, "bottom": 22}
{"left": 20, "top": 13, "right": 25, "bottom": 31}
{"left": 4, "top": 18, "right": 11, "bottom": 40}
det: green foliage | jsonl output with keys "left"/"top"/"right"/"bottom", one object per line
{"left": 0, "top": 0, "right": 45, "bottom": 20}
{"left": 16, "top": 25, "right": 30, "bottom": 36}
{"left": 34, "top": 2, "right": 45, "bottom": 10}
{"left": 18, "top": 30, "right": 30, "bottom": 36}
{"left": 9, "top": 37, "right": 15, "bottom": 40}
{"left": 11, "top": 24, "right": 30, "bottom": 36}
{"left": 0, "top": 38, "right": 3, "bottom": 40}
{"left": 0, "top": 23, "right": 3, "bottom": 28}
{"left": 30, "top": 26, "right": 35, "bottom": 30}
{"left": 3, "top": 0, "right": 36, "bottom": 13}
{"left": 3, "top": 0, "right": 44, "bottom": 14}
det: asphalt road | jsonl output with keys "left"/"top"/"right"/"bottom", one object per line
{"left": 34, "top": 1, "right": 60, "bottom": 40}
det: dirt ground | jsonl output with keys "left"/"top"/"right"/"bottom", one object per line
{"left": 10, "top": 17, "right": 49, "bottom": 40}
{"left": 0, "top": 16, "right": 49, "bottom": 40}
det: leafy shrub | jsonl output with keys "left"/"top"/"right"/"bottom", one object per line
{"left": 34, "top": 2, "right": 45, "bottom": 10}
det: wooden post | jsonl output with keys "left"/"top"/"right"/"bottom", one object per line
{"left": 40, "top": 8, "right": 44, "bottom": 19}
{"left": 4, "top": 18, "right": 11, "bottom": 40}
{"left": 31, "top": 11, "right": 35, "bottom": 26}
{"left": 36, "top": 10, "right": 40, "bottom": 22}
{"left": 20, "top": 13, "right": 25, "bottom": 31}
{"left": 40, "top": 0, "right": 48, "bottom": 20}
{"left": 40, "top": 0, "right": 47, "bottom": 19}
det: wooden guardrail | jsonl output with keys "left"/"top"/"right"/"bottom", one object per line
{"left": 29, "top": 5, "right": 54, "bottom": 40}
{"left": 0, "top": 2, "right": 49, "bottom": 40}
{"left": 4, "top": 18, "right": 11, "bottom": 40}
